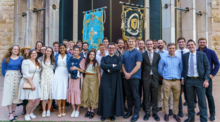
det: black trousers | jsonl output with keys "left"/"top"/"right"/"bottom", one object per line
{"left": 121, "top": 75, "right": 126, "bottom": 107}
{"left": 206, "top": 78, "right": 215, "bottom": 114}
{"left": 123, "top": 78, "right": 140, "bottom": 115}
{"left": 186, "top": 77, "right": 207, "bottom": 122}
{"left": 143, "top": 77, "right": 158, "bottom": 113}
{"left": 139, "top": 77, "right": 145, "bottom": 108}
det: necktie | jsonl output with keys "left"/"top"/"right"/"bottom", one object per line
{"left": 148, "top": 52, "right": 152, "bottom": 64}
{"left": 181, "top": 51, "right": 183, "bottom": 59}
{"left": 190, "top": 54, "right": 194, "bottom": 76}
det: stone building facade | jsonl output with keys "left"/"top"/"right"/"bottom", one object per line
{"left": 0, "top": 0, "right": 220, "bottom": 74}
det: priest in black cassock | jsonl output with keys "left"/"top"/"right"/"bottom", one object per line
{"left": 97, "top": 42, "right": 124, "bottom": 121}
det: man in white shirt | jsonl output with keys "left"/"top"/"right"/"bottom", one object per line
{"left": 97, "top": 37, "right": 109, "bottom": 55}
{"left": 175, "top": 37, "right": 190, "bottom": 117}
{"left": 96, "top": 44, "right": 108, "bottom": 76}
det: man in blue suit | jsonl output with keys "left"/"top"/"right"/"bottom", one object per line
{"left": 181, "top": 39, "right": 210, "bottom": 122}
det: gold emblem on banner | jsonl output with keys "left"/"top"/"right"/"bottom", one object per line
{"left": 131, "top": 19, "right": 138, "bottom": 30}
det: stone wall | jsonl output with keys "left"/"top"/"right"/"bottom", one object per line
{"left": 212, "top": 0, "right": 220, "bottom": 75}
{"left": 0, "top": 0, "right": 14, "bottom": 73}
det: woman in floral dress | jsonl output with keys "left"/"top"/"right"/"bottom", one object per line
{"left": 39, "top": 47, "right": 55, "bottom": 117}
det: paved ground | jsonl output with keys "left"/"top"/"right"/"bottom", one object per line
{"left": 0, "top": 75, "right": 219, "bottom": 122}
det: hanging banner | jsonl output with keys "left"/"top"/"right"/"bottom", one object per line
{"left": 83, "top": 9, "right": 104, "bottom": 50}
{"left": 121, "top": 5, "right": 145, "bottom": 41}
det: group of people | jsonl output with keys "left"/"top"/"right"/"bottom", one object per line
{"left": 1, "top": 36, "right": 219, "bottom": 122}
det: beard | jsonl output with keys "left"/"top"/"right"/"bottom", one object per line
{"left": 158, "top": 45, "right": 163, "bottom": 49}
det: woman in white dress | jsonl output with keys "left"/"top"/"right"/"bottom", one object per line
{"left": 39, "top": 47, "right": 55, "bottom": 117}
{"left": 18, "top": 49, "right": 42, "bottom": 121}
{"left": 52, "top": 44, "right": 72, "bottom": 117}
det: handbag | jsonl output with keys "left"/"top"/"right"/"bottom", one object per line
{"left": 23, "top": 65, "right": 37, "bottom": 89}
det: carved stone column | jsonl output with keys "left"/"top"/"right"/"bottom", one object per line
{"left": 180, "top": 0, "right": 196, "bottom": 41}
{"left": 161, "top": 0, "right": 175, "bottom": 43}
{"left": 145, "top": 0, "right": 149, "bottom": 40}
{"left": 25, "top": 0, "right": 43, "bottom": 48}
{"left": 14, "top": 0, "right": 27, "bottom": 47}
{"left": 196, "top": 0, "right": 209, "bottom": 44}
{"left": 45, "top": 0, "right": 60, "bottom": 47}
{"left": 73, "top": 0, "right": 78, "bottom": 43}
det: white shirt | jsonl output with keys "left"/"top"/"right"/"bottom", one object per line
{"left": 175, "top": 48, "right": 189, "bottom": 60}
{"left": 147, "top": 50, "right": 154, "bottom": 75}
{"left": 187, "top": 51, "right": 199, "bottom": 77}
{"left": 54, "top": 51, "right": 59, "bottom": 56}
{"left": 96, "top": 52, "right": 108, "bottom": 76}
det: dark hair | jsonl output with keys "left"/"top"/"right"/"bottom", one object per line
{"left": 73, "top": 45, "right": 80, "bottom": 50}
{"left": 153, "top": 39, "right": 157, "bottom": 42}
{"left": 198, "top": 38, "right": 207, "bottom": 43}
{"left": 43, "top": 47, "right": 55, "bottom": 65}
{"left": 85, "top": 50, "right": 98, "bottom": 70}
{"left": 82, "top": 42, "right": 89, "bottom": 47}
{"left": 35, "top": 41, "right": 44, "bottom": 50}
{"left": 138, "top": 40, "right": 145, "bottom": 44}
{"left": 163, "top": 40, "right": 167, "bottom": 45}
{"left": 53, "top": 41, "right": 59, "bottom": 46}
{"left": 2, "top": 45, "right": 20, "bottom": 63}
{"left": 59, "top": 43, "right": 67, "bottom": 54}
{"left": 187, "top": 39, "right": 196, "bottom": 45}
{"left": 117, "top": 38, "right": 125, "bottom": 44}
{"left": 76, "top": 40, "right": 83, "bottom": 44}
{"left": 28, "top": 50, "right": 42, "bottom": 69}
{"left": 177, "top": 37, "right": 186, "bottom": 42}
{"left": 107, "top": 42, "right": 116, "bottom": 48}
{"left": 103, "top": 37, "right": 109, "bottom": 42}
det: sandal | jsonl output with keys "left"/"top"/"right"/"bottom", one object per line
{"left": 12, "top": 111, "right": 18, "bottom": 120}
{"left": 62, "top": 107, "right": 66, "bottom": 117}
{"left": 58, "top": 108, "right": 62, "bottom": 118}
{"left": 9, "top": 113, "right": 16, "bottom": 122}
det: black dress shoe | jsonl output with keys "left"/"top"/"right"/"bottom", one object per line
{"left": 124, "top": 112, "right": 132, "bottom": 119}
{"left": 131, "top": 114, "right": 139, "bottom": 122}
{"left": 196, "top": 112, "right": 200, "bottom": 116}
{"left": 143, "top": 113, "right": 150, "bottom": 120}
{"left": 173, "top": 114, "right": 181, "bottom": 122}
{"left": 184, "top": 117, "right": 195, "bottom": 122}
{"left": 178, "top": 110, "right": 184, "bottom": 117}
{"left": 110, "top": 116, "right": 115, "bottom": 121}
{"left": 100, "top": 116, "right": 105, "bottom": 121}
{"left": 183, "top": 102, "right": 188, "bottom": 106}
{"left": 84, "top": 111, "right": 90, "bottom": 117}
{"left": 89, "top": 111, "right": 94, "bottom": 119}
{"left": 169, "top": 109, "right": 173, "bottom": 116}
{"left": 152, "top": 113, "right": 160, "bottom": 121}
{"left": 164, "top": 114, "right": 169, "bottom": 121}
{"left": 157, "top": 107, "right": 162, "bottom": 112}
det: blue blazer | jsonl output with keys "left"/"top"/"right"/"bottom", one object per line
{"left": 54, "top": 53, "right": 72, "bottom": 71}
{"left": 181, "top": 51, "right": 210, "bottom": 82}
